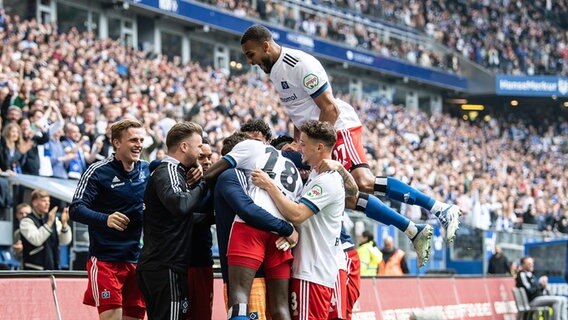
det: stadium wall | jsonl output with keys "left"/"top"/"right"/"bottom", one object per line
{"left": 0, "top": 275, "right": 516, "bottom": 319}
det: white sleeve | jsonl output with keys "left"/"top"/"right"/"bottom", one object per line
{"left": 19, "top": 217, "right": 51, "bottom": 247}
{"left": 296, "top": 56, "right": 330, "bottom": 98}
{"left": 299, "top": 173, "right": 342, "bottom": 214}
{"left": 56, "top": 219, "right": 72, "bottom": 245}
{"left": 222, "top": 140, "right": 262, "bottom": 170}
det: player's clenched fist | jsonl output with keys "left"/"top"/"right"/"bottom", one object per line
{"left": 107, "top": 212, "right": 130, "bottom": 231}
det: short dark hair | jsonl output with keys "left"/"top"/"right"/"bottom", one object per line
{"left": 241, "top": 119, "right": 272, "bottom": 141}
{"left": 362, "top": 230, "right": 375, "bottom": 245}
{"left": 271, "top": 135, "right": 294, "bottom": 150}
{"left": 221, "top": 132, "right": 248, "bottom": 156}
{"left": 166, "top": 122, "right": 203, "bottom": 151}
{"left": 111, "top": 119, "right": 142, "bottom": 142}
{"left": 520, "top": 256, "right": 532, "bottom": 265}
{"left": 300, "top": 120, "right": 336, "bottom": 148}
{"left": 240, "top": 24, "right": 273, "bottom": 45}
{"left": 202, "top": 136, "right": 211, "bottom": 145}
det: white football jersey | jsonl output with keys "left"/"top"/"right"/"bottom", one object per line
{"left": 292, "top": 170, "right": 345, "bottom": 288}
{"left": 270, "top": 46, "right": 361, "bottom": 130}
{"left": 223, "top": 139, "right": 303, "bottom": 221}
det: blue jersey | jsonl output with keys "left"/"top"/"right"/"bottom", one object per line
{"left": 214, "top": 169, "right": 293, "bottom": 283}
{"left": 70, "top": 155, "right": 149, "bottom": 263}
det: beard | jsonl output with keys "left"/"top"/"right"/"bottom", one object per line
{"left": 261, "top": 56, "right": 274, "bottom": 74}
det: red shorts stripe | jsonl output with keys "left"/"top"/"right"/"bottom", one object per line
{"left": 328, "top": 269, "right": 347, "bottom": 319}
{"left": 345, "top": 249, "right": 361, "bottom": 320}
{"left": 291, "top": 279, "right": 333, "bottom": 320}
{"left": 333, "top": 126, "right": 368, "bottom": 171}
{"left": 83, "top": 258, "right": 145, "bottom": 316}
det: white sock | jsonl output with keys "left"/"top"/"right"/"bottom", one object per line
{"left": 430, "top": 200, "right": 447, "bottom": 215}
{"left": 404, "top": 222, "right": 418, "bottom": 239}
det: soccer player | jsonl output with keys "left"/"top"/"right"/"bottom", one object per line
{"left": 241, "top": 25, "right": 462, "bottom": 266}
{"left": 186, "top": 138, "right": 215, "bottom": 320}
{"left": 204, "top": 120, "right": 303, "bottom": 320}
{"left": 70, "top": 119, "right": 148, "bottom": 320}
{"left": 137, "top": 122, "right": 207, "bottom": 320}
{"left": 214, "top": 132, "right": 301, "bottom": 320}
{"left": 251, "top": 120, "right": 350, "bottom": 320}
{"left": 272, "top": 135, "right": 360, "bottom": 320}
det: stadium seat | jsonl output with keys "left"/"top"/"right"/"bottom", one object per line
{"left": 512, "top": 287, "right": 551, "bottom": 320}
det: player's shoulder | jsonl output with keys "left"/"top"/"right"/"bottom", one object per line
{"left": 313, "top": 170, "right": 342, "bottom": 181}
{"left": 85, "top": 157, "right": 115, "bottom": 176}
{"left": 281, "top": 47, "right": 318, "bottom": 69}
{"left": 234, "top": 139, "right": 264, "bottom": 149}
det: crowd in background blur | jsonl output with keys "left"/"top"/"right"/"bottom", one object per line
{"left": 0, "top": 13, "right": 567, "bottom": 236}
{"left": 203, "top": 0, "right": 568, "bottom": 76}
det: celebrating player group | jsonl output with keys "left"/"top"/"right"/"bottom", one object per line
{"left": 71, "top": 24, "right": 462, "bottom": 320}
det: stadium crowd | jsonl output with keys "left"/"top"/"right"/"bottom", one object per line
{"left": 203, "top": 0, "right": 461, "bottom": 74}
{"left": 203, "top": 0, "right": 568, "bottom": 76}
{"left": 0, "top": 15, "right": 567, "bottom": 236}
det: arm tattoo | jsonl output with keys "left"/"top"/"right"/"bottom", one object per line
{"left": 337, "top": 166, "right": 359, "bottom": 197}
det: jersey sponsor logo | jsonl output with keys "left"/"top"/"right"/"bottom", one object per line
{"left": 280, "top": 93, "right": 297, "bottom": 103}
{"left": 303, "top": 74, "right": 319, "bottom": 90}
{"left": 111, "top": 176, "right": 125, "bottom": 188}
{"left": 306, "top": 184, "right": 322, "bottom": 198}
{"left": 281, "top": 81, "right": 290, "bottom": 89}
{"left": 101, "top": 289, "right": 111, "bottom": 299}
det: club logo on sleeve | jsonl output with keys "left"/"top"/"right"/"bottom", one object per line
{"left": 303, "top": 74, "right": 319, "bottom": 89}
{"left": 306, "top": 184, "right": 323, "bottom": 198}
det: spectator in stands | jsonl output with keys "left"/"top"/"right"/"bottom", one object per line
{"left": 556, "top": 208, "right": 568, "bottom": 234}
{"left": 18, "top": 116, "right": 49, "bottom": 176}
{"left": 356, "top": 230, "right": 382, "bottom": 276}
{"left": 0, "top": 122, "right": 25, "bottom": 174}
{"left": 487, "top": 245, "right": 511, "bottom": 275}
{"left": 19, "top": 189, "right": 71, "bottom": 270}
{"left": 378, "top": 236, "right": 409, "bottom": 275}
{"left": 516, "top": 256, "right": 567, "bottom": 320}
{"left": 49, "top": 127, "right": 73, "bottom": 179}
{"left": 61, "top": 122, "right": 87, "bottom": 179}
{"left": 11, "top": 203, "right": 31, "bottom": 268}
{"left": 4, "top": 106, "right": 22, "bottom": 126}
{"left": 0, "top": 11, "right": 565, "bottom": 247}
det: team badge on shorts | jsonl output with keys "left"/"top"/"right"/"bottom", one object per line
{"left": 181, "top": 298, "right": 189, "bottom": 314}
{"left": 101, "top": 289, "right": 111, "bottom": 299}
{"left": 249, "top": 311, "right": 259, "bottom": 319}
